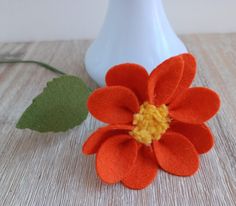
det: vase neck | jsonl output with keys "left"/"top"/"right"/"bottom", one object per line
{"left": 105, "top": 0, "right": 166, "bottom": 26}
{"left": 109, "top": 0, "right": 163, "bottom": 6}
{"left": 108, "top": 0, "right": 163, "bottom": 12}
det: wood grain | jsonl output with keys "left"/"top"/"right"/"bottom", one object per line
{"left": 0, "top": 34, "right": 236, "bottom": 206}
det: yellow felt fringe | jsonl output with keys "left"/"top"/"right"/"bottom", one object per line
{"left": 130, "top": 102, "right": 171, "bottom": 145}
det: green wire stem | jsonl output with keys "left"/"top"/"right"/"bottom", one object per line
{"left": 0, "top": 60, "right": 66, "bottom": 75}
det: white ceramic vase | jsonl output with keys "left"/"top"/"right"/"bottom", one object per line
{"left": 85, "top": 0, "right": 187, "bottom": 86}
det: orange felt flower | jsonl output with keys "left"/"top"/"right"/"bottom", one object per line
{"left": 83, "top": 53, "right": 220, "bottom": 190}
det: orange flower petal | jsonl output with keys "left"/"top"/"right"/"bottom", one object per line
{"left": 106, "top": 63, "right": 149, "bottom": 103}
{"left": 169, "top": 87, "right": 220, "bottom": 124}
{"left": 148, "top": 55, "right": 184, "bottom": 106}
{"left": 122, "top": 145, "right": 158, "bottom": 190}
{"left": 153, "top": 132, "right": 199, "bottom": 176}
{"left": 96, "top": 135, "right": 138, "bottom": 184}
{"left": 82, "top": 124, "right": 133, "bottom": 155}
{"left": 169, "top": 121, "right": 214, "bottom": 154}
{"left": 88, "top": 86, "right": 140, "bottom": 124}
{"left": 169, "top": 53, "right": 197, "bottom": 102}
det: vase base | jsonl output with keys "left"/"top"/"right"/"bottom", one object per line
{"left": 85, "top": 39, "right": 188, "bottom": 86}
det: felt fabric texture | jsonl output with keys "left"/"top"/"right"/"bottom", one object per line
{"left": 83, "top": 53, "right": 221, "bottom": 190}
{"left": 148, "top": 55, "right": 184, "bottom": 106}
{"left": 105, "top": 63, "right": 149, "bottom": 103}
{"left": 122, "top": 145, "right": 158, "bottom": 190}
{"left": 87, "top": 86, "right": 140, "bottom": 124}
{"left": 17, "top": 75, "right": 91, "bottom": 132}
{"left": 169, "top": 87, "right": 221, "bottom": 124}
{"left": 153, "top": 132, "right": 199, "bottom": 176}
{"left": 169, "top": 121, "right": 214, "bottom": 154}
{"left": 83, "top": 124, "right": 134, "bottom": 154}
{"left": 96, "top": 135, "right": 138, "bottom": 184}
{"left": 169, "top": 53, "right": 196, "bottom": 102}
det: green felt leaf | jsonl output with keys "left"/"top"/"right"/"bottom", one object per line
{"left": 16, "top": 75, "right": 91, "bottom": 132}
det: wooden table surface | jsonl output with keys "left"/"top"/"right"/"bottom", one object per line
{"left": 0, "top": 34, "right": 236, "bottom": 206}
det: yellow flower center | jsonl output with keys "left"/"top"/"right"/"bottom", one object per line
{"left": 129, "top": 102, "right": 171, "bottom": 145}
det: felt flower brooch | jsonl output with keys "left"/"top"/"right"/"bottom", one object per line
{"left": 82, "top": 54, "right": 220, "bottom": 190}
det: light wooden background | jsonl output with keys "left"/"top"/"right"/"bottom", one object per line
{"left": 0, "top": 34, "right": 236, "bottom": 206}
